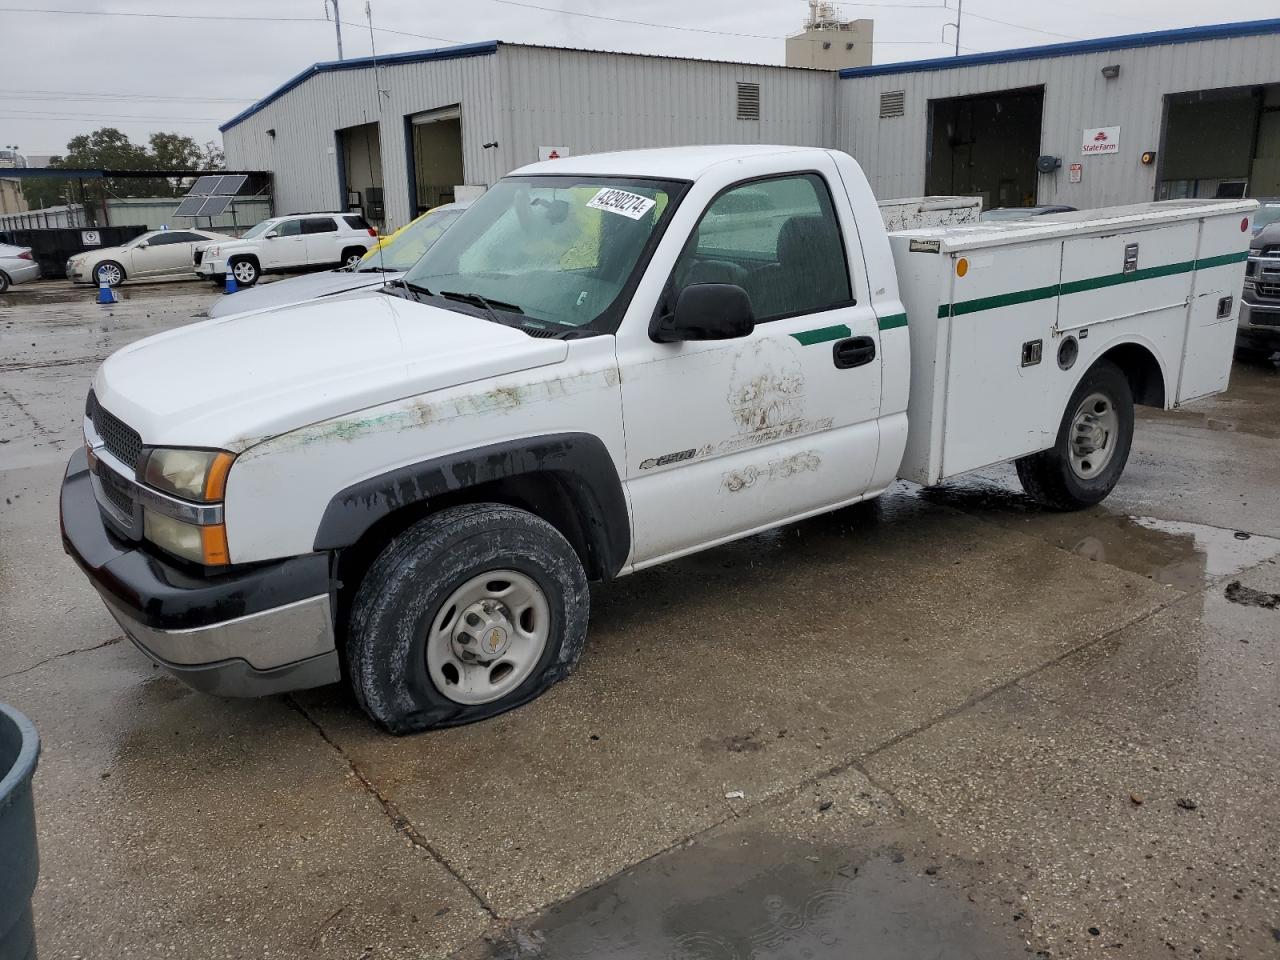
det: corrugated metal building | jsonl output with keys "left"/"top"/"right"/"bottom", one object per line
{"left": 221, "top": 42, "right": 834, "bottom": 231}
{"left": 222, "top": 19, "right": 1280, "bottom": 230}
{"left": 839, "top": 19, "right": 1280, "bottom": 210}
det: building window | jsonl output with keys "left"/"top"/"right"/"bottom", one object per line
{"left": 737, "top": 82, "right": 761, "bottom": 121}
{"left": 879, "top": 90, "right": 906, "bottom": 119}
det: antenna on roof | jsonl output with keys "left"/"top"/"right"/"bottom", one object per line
{"left": 364, "top": 0, "right": 389, "bottom": 279}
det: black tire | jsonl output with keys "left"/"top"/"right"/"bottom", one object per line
{"left": 340, "top": 246, "right": 366, "bottom": 269}
{"left": 0, "top": 271, "right": 10, "bottom": 294}
{"left": 1016, "top": 359, "right": 1134, "bottom": 511}
{"left": 228, "top": 257, "right": 259, "bottom": 287}
{"left": 346, "top": 503, "right": 590, "bottom": 734}
{"left": 94, "top": 260, "right": 125, "bottom": 287}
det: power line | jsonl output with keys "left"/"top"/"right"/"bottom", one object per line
{"left": 0, "top": 6, "right": 460, "bottom": 43}
{"left": 962, "top": 9, "right": 1080, "bottom": 40}
{"left": 0, "top": 107, "right": 224, "bottom": 122}
{"left": 7, "top": 89, "right": 254, "bottom": 104}
{"left": 487, "top": 0, "right": 786, "bottom": 39}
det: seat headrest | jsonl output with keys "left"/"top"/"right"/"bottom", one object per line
{"left": 777, "top": 215, "right": 837, "bottom": 266}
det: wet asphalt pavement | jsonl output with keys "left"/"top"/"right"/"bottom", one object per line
{"left": 2, "top": 279, "right": 1279, "bottom": 959}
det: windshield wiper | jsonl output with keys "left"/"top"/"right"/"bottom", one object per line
{"left": 439, "top": 290, "right": 525, "bottom": 325}
{"left": 358, "top": 265, "right": 396, "bottom": 273}
{"left": 383, "top": 277, "right": 434, "bottom": 301}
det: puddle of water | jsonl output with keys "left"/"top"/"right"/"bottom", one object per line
{"left": 474, "top": 836, "right": 1024, "bottom": 960}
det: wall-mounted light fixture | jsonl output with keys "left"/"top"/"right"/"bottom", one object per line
{"left": 482, "top": 141, "right": 499, "bottom": 150}
{"left": 1101, "top": 64, "right": 1121, "bottom": 79}
{"left": 1140, "top": 151, "right": 1157, "bottom": 166}
{"left": 266, "top": 128, "right": 276, "bottom": 138}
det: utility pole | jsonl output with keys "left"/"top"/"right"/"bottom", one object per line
{"left": 954, "top": 0, "right": 962, "bottom": 56}
{"left": 331, "top": 0, "right": 344, "bottom": 59}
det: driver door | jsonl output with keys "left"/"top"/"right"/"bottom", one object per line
{"left": 617, "top": 165, "right": 884, "bottom": 567}
{"left": 265, "top": 218, "right": 306, "bottom": 268}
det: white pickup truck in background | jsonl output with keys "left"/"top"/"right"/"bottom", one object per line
{"left": 61, "top": 145, "right": 1252, "bottom": 734}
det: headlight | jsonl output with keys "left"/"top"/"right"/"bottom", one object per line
{"left": 206, "top": 246, "right": 220, "bottom": 258}
{"left": 144, "top": 509, "right": 229, "bottom": 566}
{"left": 143, "top": 448, "right": 235, "bottom": 502}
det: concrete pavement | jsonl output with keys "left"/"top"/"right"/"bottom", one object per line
{"left": 2, "top": 279, "right": 1278, "bottom": 958}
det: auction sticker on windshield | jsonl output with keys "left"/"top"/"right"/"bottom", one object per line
{"left": 586, "top": 188, "right": 656, "bottom": 220}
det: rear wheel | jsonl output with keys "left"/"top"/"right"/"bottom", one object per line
{"left": 341, "top": 246, "right": 366, "bottom": 269}
{"left": 228, "top": 257, "right": 259, "bottom": 287}
{"left": 346, "top": 503, "right": 589, "bottom": 734}
{"left": 1016, "top": 360, "right": 1134, "bottom": 510}
{"left": 94, "top": 260, "right": 124, "bottom": 287}
{"left": 0, "top": 271, "right": 10, "bottom": 294}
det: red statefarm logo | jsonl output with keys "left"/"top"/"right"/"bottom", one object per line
{"left": 1094, "top": 131, "right": 1108, "bottom": 141}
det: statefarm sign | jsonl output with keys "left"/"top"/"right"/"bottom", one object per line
{"left": 1082, "top": 126, "right": 1121, "bottom": 156}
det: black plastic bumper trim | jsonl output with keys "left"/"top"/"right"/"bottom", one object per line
{"left": 60, "top": 448, "right": 331, "bottom": 631}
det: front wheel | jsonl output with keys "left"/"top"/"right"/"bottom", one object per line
{"left": 228, "top": 257, "right": 259, "bottom": 287}
{"left": 0, "top": 271, "right": 10, "bottom": 294}
{"left": 1016, "top": 359, "right": 1135, "bottom": 510}
{"left": 346, "top": 503, "right": 589, "bottom": 734}
{"left": 94, "top": 260, "right": 124, "bottom": 287}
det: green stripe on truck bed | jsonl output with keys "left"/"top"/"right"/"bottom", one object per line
{"left": 937, "top": 250, "right": 1249, "bottom": 319}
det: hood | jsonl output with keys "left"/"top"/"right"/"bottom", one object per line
{"left": 93, "top": 291, "right": 568, "bottom": 452}
{"left": 1252, "top": 221, "right": 1280, "bottom": 250}
{"left": 207, "top": 269, "right": 400, "bottom": 319}
{"left": 71, "top": 243, "right": 130, "bottom": 263}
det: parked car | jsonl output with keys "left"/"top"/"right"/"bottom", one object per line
{"left": 1250, "top": 198, "right": 1280, "bottom": 236}
{"left": 979, "top": 204, "right": 1077, "bottom": 222}
{"left": 195, "top": 213, "right": 379, "bottom": 288}
{"left": 0, "top": 243, "right": 41, "bottom": 293}
{"left": 207, "top": 201, "right": 470, "bottom": 319}
{"left": 66, "top": 229, "right": 231, "bottom": 287}
{"left": 62, "top": 145, "right": 1249, "bottom": 733}
{"left": 1240, "top": 220, "right": 1280, "bottom": 358}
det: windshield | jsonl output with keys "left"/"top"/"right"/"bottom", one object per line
{"left": 402, "top": 175, "right": 685, "bottom": 332}
{"left": 238, "top": 220, "right": 277, "bottom": 240}
{"left": 1253, "top": 202, "right": 1280, "bottom": 235}
{"left": 359, "top": 207, "right": 465, "bottom": 272}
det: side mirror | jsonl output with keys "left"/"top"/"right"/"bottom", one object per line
{"left": 650, "top": 283, "right": 755, "bottom": 343}
{"left": 137, "top": 241, "right": 149, "bottom": 249}
{"left": 265, "top": 231, "right": 279, "bottom": 239}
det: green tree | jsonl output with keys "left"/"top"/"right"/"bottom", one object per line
{"left": 20, "top": 127, "right": 227, "bottom": 210}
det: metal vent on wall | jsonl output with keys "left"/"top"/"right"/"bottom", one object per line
{"left": 880, "top": 90, "right": 906, "bottom": 119}
{"left": 737, "top": 82, "right": 761, "bottom": 121}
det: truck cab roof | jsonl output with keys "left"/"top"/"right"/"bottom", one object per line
{"left": 512, "top": 144, "right": 836, "bottom": 181}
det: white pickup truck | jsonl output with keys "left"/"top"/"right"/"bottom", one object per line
{"left": 61, "top": 145, "right": 1251, "bottom": 734}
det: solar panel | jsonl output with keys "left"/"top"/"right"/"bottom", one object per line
{"left": 197, "top": 195, "right": 234, "bottom": 216}
{"left": 174, "top": 196, "right": 206, "bottom": 216}
{"left": 214, "top": 174, "right": 248, "bottom": 196}
{"left": 188, "top": 175, "right": 221, "bottom": 196}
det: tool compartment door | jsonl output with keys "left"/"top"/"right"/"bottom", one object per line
{"left": 938, "top": 240, "right": 1062, "bottom": 478}
{"left": 1178, "top": 215, "right": 1249, "bottom": 402}
{"left": 1058, "top": 221, "right": 1198, "bottom": 403}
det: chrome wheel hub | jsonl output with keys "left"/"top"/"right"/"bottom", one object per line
{"left": 1069, "top": 391, "right": 1118, "bottom": 480}
{"left": 426, "top": 570, "right": 550, "bottom": 705}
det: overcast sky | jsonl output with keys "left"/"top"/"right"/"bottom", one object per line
{"left": 0, "top": 0, "right": 1272, "bottom": 157}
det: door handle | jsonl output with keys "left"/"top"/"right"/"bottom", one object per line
{"left": 833, "top": 336, "right": 876, "bottom": 369}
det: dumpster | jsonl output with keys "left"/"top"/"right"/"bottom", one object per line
{"left": 0, "top": 702, "right": 40, "bottom": 960}
{"left": 0, "top": 226, "right": 146, "bottom": 280}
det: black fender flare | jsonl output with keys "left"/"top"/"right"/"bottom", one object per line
{"left": 312, "top": 433, "right": 631, "bottom": 579}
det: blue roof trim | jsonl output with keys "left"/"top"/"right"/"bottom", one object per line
{"left": 839, "top": 18, "right": 1280, "bottom": 79}
{"left": 219, "top": 40, "right": 500, "bottom": 132}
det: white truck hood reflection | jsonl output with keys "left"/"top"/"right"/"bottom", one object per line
{"left": 93, "top": 290, "right": 568, "bottom": 452}
{"left": 206, "top": 269, "right": 401, "bottom": 319}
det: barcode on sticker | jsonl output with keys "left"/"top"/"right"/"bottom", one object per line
{"left": 586, "top": 188, "right": 656, "bottom": 220}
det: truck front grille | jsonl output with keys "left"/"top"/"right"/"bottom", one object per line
{"left": 97, "top": 466, "right": 135, "bottom": 516}
{"left": 87, "top": 392, "right": 143, "bottom": 470}
{"left": 1256, "top": 280, "right": 1280, "bottom": 300}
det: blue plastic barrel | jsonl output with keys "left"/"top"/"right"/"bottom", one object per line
{"left": 0, "top": 702, "right": 40, "bottom": 960}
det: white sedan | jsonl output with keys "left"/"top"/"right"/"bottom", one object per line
{"left": 0, "top": 243, "right": 41, "bottom": 293}
{"left": 67, "top": 228, "right": 231, "bottom": 287}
